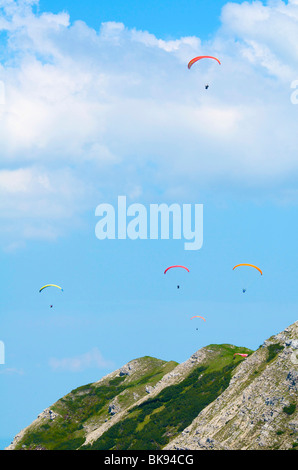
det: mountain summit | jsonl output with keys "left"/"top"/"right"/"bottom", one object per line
{"left": 6, "top": 321, "right": 298, "bottom": 450}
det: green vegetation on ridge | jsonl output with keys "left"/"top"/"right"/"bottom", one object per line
{"left": 14, "top": 357, "right": 178, "bottom": 450}
{"left": 82, "top": 345, "right": 250, "bottom": 450}
{"left": 82, "top": 362, "right": 238, "bottom": 450}
{"left": 12, "top": 345, "right": 253, "bottom": 450}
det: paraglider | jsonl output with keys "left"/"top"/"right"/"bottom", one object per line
{"left": 39, "top": 284, "right": 63, "bottom": 309}
{"left": 234, "top": 353, "right": 248, "bottom": 358}
{"left": 233, "top": 264, "right": 262, "bottom": 293}
{"left": 188, "top": 56, "right": 221, "bottom": 90}
{"left": 191, "top": 316, "right": 205, "bottom": 332}
{"left": 188, "top": 56, "right": 221, "bottom": 69}
{"left": 164, "top": 266, "right": 189, "bottom": 290}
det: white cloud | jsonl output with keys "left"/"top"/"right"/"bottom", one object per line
{"left": 0, "top": 166, "right": 91, "bottom": 245}
{"left": 0, "top": 166, "right": 87, "bottom": 216}
{"left": 220, "top": 0, "right": 298, "bottom": 80}
{"left": 48, "top": 347, "right": 114, "bottom": 372}
{"left": 1, "top": 0, "right": 298, "bottom": 245}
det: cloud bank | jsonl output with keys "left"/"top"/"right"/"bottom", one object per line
{"left": 1, "top": 0, "right": 298, "bottom": 244}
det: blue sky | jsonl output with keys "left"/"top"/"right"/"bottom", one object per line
{"left": 1, "top": 0, "right": 298, "bottom": 449}
{"left": 37, "top": 0, "right": 238, "bottom": 39}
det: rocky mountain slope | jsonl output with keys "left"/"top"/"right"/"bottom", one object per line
{"left": 166, "top": 321, "right": 298, "bottom": 450}
{"left": 6, "top": 321, "right": 298, "bottom": 450}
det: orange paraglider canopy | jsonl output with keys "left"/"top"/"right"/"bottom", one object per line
{"left": 191, "top": 316, "right": 206, "bottom": 321}
{"left": 232, "top": 264, "right": 262, "bottom": 275}
{"left": 188, "top": 55, "right": 221, "bottom": 69}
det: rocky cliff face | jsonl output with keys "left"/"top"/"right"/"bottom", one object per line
{"left": 165, "top": 321, "right": 298, "bottom": 450}
{"left": 6, "top": 321, "right": 298, "bottom": 451}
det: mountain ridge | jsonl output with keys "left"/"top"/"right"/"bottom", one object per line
{"left": 6, "top": 321, "right": 298, "bottom": 450}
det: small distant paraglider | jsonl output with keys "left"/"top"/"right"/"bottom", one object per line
{"left": 39, "top": 284, "right": 63, "bottom": 309}
{"left": 164, "top": 265, "right": 189, "bottom": 290}
{"left": 188, "top": 55, "right": 221, "bottom": 90}
{"left": 234, "top": 353, "right": 249, "bottom": 358}
{"left": 233, "top": 264, "right": 262, "bottom": 293}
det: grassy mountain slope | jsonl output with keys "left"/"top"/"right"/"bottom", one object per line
{"left": 82, "top": 345, "right": 250, "bottom": 450}
{"left": 7, "top": 356, "right": 178, "bottom": 450}
{"left": 7, "top": 344, "right": 252, "bottom": 450}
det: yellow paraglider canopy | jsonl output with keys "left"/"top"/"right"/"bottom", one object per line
{"left": 39, "top": 284, "right": 63, "bottom": 293}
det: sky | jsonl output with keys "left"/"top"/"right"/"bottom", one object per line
{"left": 0, "top": 0, "right": 298, "bottom": 449}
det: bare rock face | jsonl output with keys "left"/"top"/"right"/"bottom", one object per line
{"left": 119, "top": 361, "right": 136, "bottom": 376}
{"left": 108, "top": 399, "right": 121, "bottom": 416}
{"left": 165, "top": 321, "right": 298, "bottom": 450}
{"left": 38, "top": 408, "right": 58, "bottom": 421}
